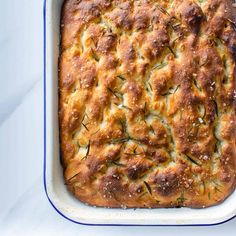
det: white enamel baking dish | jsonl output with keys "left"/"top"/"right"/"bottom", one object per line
{"left": 44, "top": 0, "right": 236, "bottom": 225}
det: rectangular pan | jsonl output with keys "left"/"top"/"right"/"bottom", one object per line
{"left": 44, "top": 0, "right": 236, "bottom": 225}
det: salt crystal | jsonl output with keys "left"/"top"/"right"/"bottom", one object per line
{"left": 198, "top": 117, "right": 204, "bottom": 124}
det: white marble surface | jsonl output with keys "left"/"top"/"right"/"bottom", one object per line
{"left": 0, "top": 1, "right": 236, "bottom": 235}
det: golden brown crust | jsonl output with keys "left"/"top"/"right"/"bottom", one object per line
{"left": 59, "top": 0, "right": 236, "bottom": 208}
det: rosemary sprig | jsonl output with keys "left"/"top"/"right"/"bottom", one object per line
{"left": 81, "top": 113, "right": 90, "bottom": 131}
{"left": 145, "top": 81, "right": 153, "bottom": 94}
{"left": 212, "top": 100, "right": 218, "bottom": 116}
{"left": 129, "top": 137, "right": 143, "bottom": 144}
{"left": 66, "top": 173, "right": 80, "bottom": 183}
{"left": 170, "top": 85, "right": 180, "bottom": 94}
{"left": 138, "top": 192, "right": 148, "bottom": 199}
{"left": 91, "top": 37, "right": 97, "bottom": 47}
{"left": 82, "top": 141, "right": 90, "bottom": 160}
{"left": 124, "top": 152, "right": 143, "bottom": 156}
{"left": 81, "top": 113, "right": 89, "bottom": 122}
{"left": 215, "top": 186, "right": 223, "bottom": 193}
{"left": 193, "top": 78, "right": 201, "bottom": 91}
{"left": 117, "top": 75, "right": 126, "bottom": 81}
{"left": 91, "top": 48, "right": 99, "bottom": 62}
{"left": 109, "top": 137, "right": 129, "bottom": 144}
{"left": 166, "top": 45, "right": 176, "bottom": 57}
{"left": 214, "top": 132, "right": 222, "bottom": 154}
{"left": 143, "top": 102, "right": 148, "bottom": 117}
{"left": 152, "top": 62, "right": 167, "bottom": 70}
{"left": 133, "top": 146, "right": 138, "bottom": 153}
{"left": 199, "top": 58, "right": 209, "bottom": 67}
{"left": 82, "top": 122, "right": 89, "bottom": 131}
{"left": 208, "top": 192, "right": 211, "bottom": 200}
{"left": 155, "top": 4, "right": 170, "bottom": 16}
{"left": 211, "top": 180, "right": 223, "bottom": 193}
{"left": 161, "top": 85, "right": 179, "bottom": 96}
{"left": 177, "top": 192, "right": 187, "bottom": 204}
{"left": 171, "top": 23, "right": 181, "bottom": 30}
{"left": 212, "top": 180, "right": 222, "bottom": 187}
{"left": 144, "top": 181, "right": 152, "bottom": 195}
{"left": 121, "top": 105, "right": 132, "bottom": 111}
{"left": 91, "top": 129, "right": 100, "bottom": 135}
{"left": 108, "top": 87, "right": 119, "bottom": 99}
{"left": 118, "top": 118, "right": 127, "bottom": 132}
{"left": 226, "top": 18, "right": 236, "bottom": 30}
{"left": 108, "top": 88, "right": 123, "bottom": 101}
{"left": 110, "top": 161, "right": 126, "bottom": 167}
{"left": 148, "top": 82, "right": 153, "bottom": 91}
{"left": 149, "top": 125, "right": 155, "bottom": 134}
{"left": 185, "top": 154, "right": 201, "bottom": 166}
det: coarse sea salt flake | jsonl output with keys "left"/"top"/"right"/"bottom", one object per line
{"left": 198, "top": 117, "right": 204, "bottom": 124}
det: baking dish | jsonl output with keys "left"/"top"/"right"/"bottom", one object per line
{"left": 43, "top": 0, "right": 236, "bottom": 225}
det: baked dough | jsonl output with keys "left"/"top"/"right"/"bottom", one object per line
{"left": 59, "top": 0, "right": 236, "bottom": 208}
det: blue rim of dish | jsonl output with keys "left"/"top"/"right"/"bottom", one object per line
{"left": 43, "top": 0, "right": 236, "bottom": 226}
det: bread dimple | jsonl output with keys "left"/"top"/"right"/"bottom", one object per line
{"left": 59, "top": 0, "right": 236, "bottom": 208}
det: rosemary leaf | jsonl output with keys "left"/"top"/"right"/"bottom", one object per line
{"left": 144, "top": 181, "right": 152, "bottom": 195}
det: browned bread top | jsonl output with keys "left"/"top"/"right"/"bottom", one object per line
{"left": 59, "top": 0, "right": 236, "bottom": 208}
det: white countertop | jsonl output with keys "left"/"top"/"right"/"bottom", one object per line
{"left": 0, "top": 1, "right": 235, "bottom": 235}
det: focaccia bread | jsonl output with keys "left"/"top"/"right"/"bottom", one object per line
{"left": 59, "top": 0, "right": 236, "bottom": 208}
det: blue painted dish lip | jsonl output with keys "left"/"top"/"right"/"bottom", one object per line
{"left": 43, "top": 0, "right": 236, "bottom": 226}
